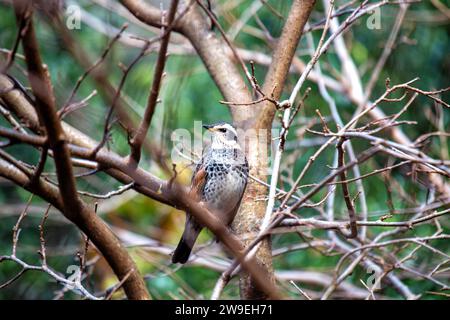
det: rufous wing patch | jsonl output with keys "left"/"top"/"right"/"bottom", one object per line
{"left": 189, "top": 166, "right": 207, "bottom": 202}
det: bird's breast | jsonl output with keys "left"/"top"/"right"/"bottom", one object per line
{"left": 202, "top": 163, "right": 247, "bottom": 212}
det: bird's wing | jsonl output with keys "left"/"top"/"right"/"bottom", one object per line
{"left": 189, "top": 158, "right": 207, "bottom": 202}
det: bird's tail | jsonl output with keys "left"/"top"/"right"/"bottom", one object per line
{"left": 172, "top": 219, "right": 201, "bottom": 264}
{"left": 172, "top": 237, "right": 193, "bottom": 264}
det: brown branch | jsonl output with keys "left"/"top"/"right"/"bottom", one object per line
{"left": 195, "top": 0, "right": 257, "bottom": 93}
{"left": 59, "top": 24, "right": 129, "bottom": 118}
{"left": 105, "top": 269, "right": 134, "bottom": 300}
{"left": 128, "top": 0, "right": 179, "bottom": 165}
{"left": 336, "top": 138, "right": 358, "bottom": 238}
{"left": 0, "top": 82, "right": 282, "bottom": 299}
{"left": 119, "top": 1, "right": 253, "bottom": 125}
{"left": 91, "top": 39, "right": 152, "bottom": 157}
{"left": 362, "top": 3, "right": 409, "bottom": 103}
{"left": 0, "top": 73, "right": 170, "bottom": 206}
{"left": 12, "top": 1, "right": 150, "bottom": 300}
{"left": 0, "top": 192, "right": 99, "bottom": 299}
{"left": 1, "top": 2, "right": 31, "bottom": 73}
{"left": 118, "top": 0, "right": 280, "bottom": 299}
{"left": 0, "top": 268, "right": 27, "bottom": 290}
{"left": 288, "top": 145, "right": 382, "bottom": 212}
{"left": 0, "top": 126, "right": 46, "bottom": 146}
{"left": 119, "top": 0, "right": 184, "bottom": 31}
{"left": 257, "top": 0, "right": 317, "bottom": 129}
{"left": 234, "top": 0, "right": 317, "bottom": 300}
{"left": 12, "top": 194, "right": 33, "bottom": 257}
{"left": 0, "top": 146, "right": 282, "bottom": 299}
{"left": 37, "top": 204, "right": 51, "bottom": 266}
{"left": 28, "top": 146, "right": 48, "bottom": 186}
{"left": 45, "top": 14, "right": 157, "bottom": 160}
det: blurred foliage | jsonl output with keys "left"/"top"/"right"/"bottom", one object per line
{"left": 0, "top": 0, "right": 449, "bottom": 299}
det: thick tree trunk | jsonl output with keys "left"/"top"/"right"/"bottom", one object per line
{"left": 233, "top": 0, "right": 317, "bottom": 299}
{"left": 232, "top": 130, "right": 274, "bottom": 299}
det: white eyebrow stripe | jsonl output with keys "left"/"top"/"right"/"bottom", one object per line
{"left": 222, "top": 123, "right": 237, "bottom": 136}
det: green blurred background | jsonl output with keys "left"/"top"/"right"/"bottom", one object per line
{"left": 0, "top": 0, "right": 449, "bottom": 299}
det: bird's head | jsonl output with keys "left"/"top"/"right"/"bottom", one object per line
{"left": 203, "top": 122, "right": 240, "bottom": 149}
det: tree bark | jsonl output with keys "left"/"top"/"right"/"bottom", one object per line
{"left": 233, "top": 0, "right": 316, "bottom": 299}
{"left": 119, "top": 0, "right": 316, "bottom": 299}
{"left": 9, "top": 2, "right": 150, "bottom": 300}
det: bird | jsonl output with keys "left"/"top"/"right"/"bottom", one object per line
{"left": 172, "top": 122, "right": 249, "bottom": 264}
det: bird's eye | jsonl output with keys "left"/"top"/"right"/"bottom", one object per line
{"left": 218, "top": 128, "right": 226, "bottom": 133}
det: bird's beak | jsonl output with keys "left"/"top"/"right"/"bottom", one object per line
{"left": 203, "top": 124, "right": 215, "bottom": 131}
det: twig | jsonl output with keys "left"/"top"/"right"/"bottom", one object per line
{"left": 336, "top": 138, "right": 358, "bottom": 238}
{"left": 59, "top": 24, "right": 128, "bottom": 118}
{"left": 12, "top": 194, "right": 33, "bottom": 256}
{"left": 128, "top": 0, "right": 180, "bottom": 165}
{"left": 1, "top": 2, "right": 32, "bottom": 73}
{"left": 77, "top": 182, "right": 135, "bottom": 199}
{"left": 290, "top": 280, "right": 312, "bottom": 300}
{"left": 37, "top": 204, "right": 51, "bottom": 266}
